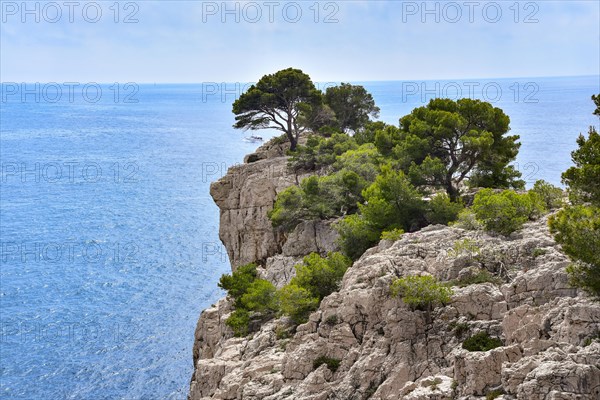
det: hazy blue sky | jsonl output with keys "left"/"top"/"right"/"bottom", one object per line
{"left": 1, "top": 0, "right": 599, "bottom": 82}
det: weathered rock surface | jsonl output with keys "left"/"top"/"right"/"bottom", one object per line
{"left": 209, "top": 138, "right": 337, "bottom": 269}
{"left": 190, "top": 140, "right": 600, "bottom": 400}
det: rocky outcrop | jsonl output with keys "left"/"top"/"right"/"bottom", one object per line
{"left": 190, "top": 139, "right": 600, "bottom": 400}
{"left": 209, "top": 138, "right": 336, "bottom": 269}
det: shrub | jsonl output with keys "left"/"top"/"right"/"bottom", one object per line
{"left": 289, "top": 133, "right": 357, "bottom": 171}
{"left": 218, "top": 263, "right": 258, "bottom": 307}
{"left": 561, "top": 126, "right": 600, "bottom": 205}
{"left": 333, "top": 143, "right": 381, "bottom": 183}
{"left": 240, "top": 279, "right": 278, "bottom": 313}
{"left": 277, "top": 284, "right": 319, "bottom": 324}
{"left": 486, "top": 390, "right": 504, "bottom": 400}
{"left": 313, "top": 356, "right": 341, "bottom": 372}
{"left": 549, "top": 205, "right": 600, "bottom": 298}
{"left": 451, "top": 209, "right": 483, "bottom": 230}
{"left": 353, "top": 121, "right": 388, "bottom": 145}
{"left": 454, "top": 269, "right": 503, "bottom": 287}
{"left": 532, "top": 248, "right": 547, "bottom": 258}
{"left": 269, "top": 186, "right": 311, "bottom": 231}
{"left": 269, "top": 170, "right": 369, "bottom": 232}
{"left": 462, "top": 332, "right": 503, "bottom": 351}
{"left": 390, "top": 275, "right": 453, "bottom": 312}
{"left": 472, "top": 189, "right": 545, "bottom": 235}
{"left": 448, "top": 238, "right": 480, "bottom": 258}
{"left": 426, "top": 193, "right": 464, "bottom": 225}
{"left": 291, "top": 252, "right": 352, "bottom": 300}
{"left": 219, "top": 263, "right": 278, "bottom": 336}
{"left": 380, "top": 228, "right": 404, "bottom": 241}
{"left": 451, "top": 322, "right": 470, "bottom": 337}
{"left": 359, "top": 165, "right": 426, "bottom": 233}
{"left": 335, "top": 214, "right": 381, "bottom": 260}
{"left": 225, "top": 309, "right": 250, "bottom": 337}
{"left": 530, "top": 179, "right": 564, "bottom": 210}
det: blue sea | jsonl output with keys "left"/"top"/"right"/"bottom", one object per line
{"left": 1, "top": 76, "right": 598, "bottom": 399}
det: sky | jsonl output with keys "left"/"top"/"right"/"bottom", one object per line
{"left": 1, "top": 0, "right": 599, "bottom": 83}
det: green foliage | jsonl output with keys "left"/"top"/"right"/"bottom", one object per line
{"left": 486, "top": 390, "right": 504, "bottom": 400}
{"left": 450, "top": 322, "right": 470, "bottom": 337}
{"left": 218, "top": 263, "right": 258, "bottom": 307}
{"left": 277, "top": 284, "right": 319, "bottom": 325}
{"left": 561, "top": 126, "right": 600, "bottom": 206}
{"left": 291, "top": 252, "right": 352, "bottom": 300}
{"left": 323, "top": 83, "right": 380, "bottom": 133}
{"left": 232, "top": 68, "right": 321, "bottom": 151}
{"left": 275, "top": 325, "right": 292, "bottom": 340}
{"left": 549, "top": 205, "right": 600, "bottom": 298}
{"left": 240, "top": 279, "right": 278, "bottom": 313}
{"left": 532, "top": 248, "right": 547, "bottom": 258}
{"left": 390, "top": 275, "right": 453, "bottom": 312}
{"left": 269, "top": 168, "right": 370, "bottom": 231}
{"left": 380, "top": 228, "right": 404, "bottom": 241}
{"left": 220, "top": 263, "right": 278, "bottom": 336}
{"left": 454, "top": 269, "right": 503, "bottom": 287}
{"left": 530, "top": 179, "right": 564, "bottom": 210}
{"left": 334, "top": 166, "right": 427, "bottom": 259}
{"left": 289, "top": 133, "right": 358, "bottom": 171}
{"left": 451, "top": 209, "right": 483, "bottom": 230}
{"left": 354, "top": 121, "right": 389, "bottom": 145}
{"left": 472, "top": 189, "right": 545, "bottom": 235}
{"left": 225, "top": 309, "right": 250, "bottom": 337}
{"left": 333, "top": 143, "right": 381, "bottom": 183}
{"left": 278, "top": 252, "right": 351, "bottom": 324}
{"left": 268, "top": 185, "right": 310, "bottom": 231}
{"left": 593, "top": 94, "right": 600, "bottom": 116}
{"left": 448, "top": 238, "right": 480, "bottom": 258}
{"left": 359, "top": 165, "right": 427, "bottom": 232}
{"left": 334, "top": 214, "right": 381, "bottom": 260}
{"left": 398, "top": 98, "right": 522, "bottom": 200}
{"left": 313, "top": 356, "right": 341, "bottom": 372}
{"left": 426, "top": 193, "right": 464, "bottom": 225}
{"left": 462, "top": 332, "right": 503, "bottom": 351}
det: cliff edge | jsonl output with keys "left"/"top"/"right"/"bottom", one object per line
{"left": 189, "top": 138, "right": 600, "bottom": 400}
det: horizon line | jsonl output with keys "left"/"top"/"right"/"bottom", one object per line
{"left": 1, "top": 74, "right": 598, "bottom": 85}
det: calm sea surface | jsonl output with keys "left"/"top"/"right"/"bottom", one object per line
{"left": 1, "top": 76, "right": 598, "bottom": 399}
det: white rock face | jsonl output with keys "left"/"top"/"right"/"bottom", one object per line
{"left": 189, "top": 142, "right": 600, "bottom": 400}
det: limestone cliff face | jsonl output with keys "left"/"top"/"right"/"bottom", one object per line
{"left": 190, "top": 139, "right": 600, "bottom": 400}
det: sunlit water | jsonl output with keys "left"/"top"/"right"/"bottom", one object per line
{"left": 0, "top": 76, "right": 598, "bottom": 399}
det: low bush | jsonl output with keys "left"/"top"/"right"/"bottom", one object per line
{"left": 225, "top": 309, "right": 250, "bottom": 337}
{"left": 289, "top": 133, "right": 357, "bottom": 171}
{"left": 549, "top": 205, "right": 600, "bottom": 299}
{"left": 335, "top": 214, "right": 381, "bottom": 260}
{"left": 292, "top": 252, "right": 351, "bottom": 300}
{"left": 426, "top": 193, "right": 464, "bottom": 225}
{"left": 269, "top": 170, "right": 369, "bottom": 232}
{"left": 218, "top": 263, "right": 258, "bottom": 307}
{"left": 448, "top": 238, "right": 480, "bottom": 258}
{"left": 454, "top": 269, "right": 503, "bottom": 287}
{"left": 380, "top": 228, "right": 404, "bottom": 241}
{"left": 279, "top": 252, "right": 352, "bottom": 324}
{"left": 530, "top": 179, "right": 564, "bottom": 210}
{"left": 472, "top": 189, "right": 545, "bottom": 235}
{"left": 451, "top": 209, "right": 483, "bottom": 230}
{"left": 313, "top": 356, "right": 341, "bottom": 372}
{"left": 277, "top": 284, "right": 319, "bottom": 325}
{"left": 219, "top": 263, "right": 277, "bottom": 336}
{"left": 390, "top": 275, "right": 453, "bottom": 312}
{"left": 462, "top": 332, "right": 503, "bottom": 351}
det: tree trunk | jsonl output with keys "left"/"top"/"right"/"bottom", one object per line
{"left": 287, "top": 116, "right": 297, "bottom": 151}
{"left": 447, "top": 182, "right": 459, "bottom": 202}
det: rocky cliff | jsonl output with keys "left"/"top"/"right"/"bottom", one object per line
{"left": 189, "top": 139, "right": 600, "bottom": 400}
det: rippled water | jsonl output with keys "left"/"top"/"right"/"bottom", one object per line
{"left": 0, "top": 77, "right": 598, "bottom": 399}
